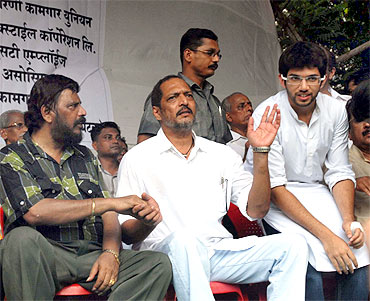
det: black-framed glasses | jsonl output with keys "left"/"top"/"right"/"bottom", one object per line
{"left": 191, "top": 49, "right": 222, "bottom": 59}
{"left": 281, "top": 75, "right": 326, "bottom": 86}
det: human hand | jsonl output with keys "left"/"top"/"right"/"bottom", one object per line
{"left": 355, "top": 176, "right": 370, "bottom": 195}
{"left": 247, "top": 104, "right": 280, "bottom": 147}
{"left": 322, "top": 233, "right": 358, "bottom": 274}
{"left": 114, "top": 195, "right": 147, "bottom": 215}
{"left": 343, "top": 220, "right": 365, "bottom": 249}
{"left": 131, "top": 193, "right": 162, "bottom": 227}
{"left": 87, "top": 251, "right": 119, "bottom": 294}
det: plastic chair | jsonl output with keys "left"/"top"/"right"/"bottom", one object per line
{"left": 223, "top": 203, "right": 268, "bottom": 301}
{"left": 55, "top": 283, "right": 93, "bottom": 298}
{"left": 164, "top": 281, "right": 245, "bottom": 300}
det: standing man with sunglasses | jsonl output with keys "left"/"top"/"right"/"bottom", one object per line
{"left": 137, "top": 28, "right": 232, "bottom": 144}
{"left": 246, "top": 41, "right": 369, "bottom": 300}
{"left": 0, "top": 110, "right": 28, "bottom": 145}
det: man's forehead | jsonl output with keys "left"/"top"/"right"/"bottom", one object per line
{"left": 100, "top": 127, "right": 119, "bottom": 135}
{"left": 287, "top": 67, "right": 320, "bottom": 75}
{"left": 199, "top": 38, "right": 219, "bottom": 49}
{"left": 230, "top": 93, "right": 250, "bottom": 104}
{"left": 9, "top": 112, "right": 24, "bottom": 121}
{"left": 161, "top": 78, "right": 191, "bottom": 95}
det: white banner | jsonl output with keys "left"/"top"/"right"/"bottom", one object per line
{"left": 0, "top": 0, "right": 112, "bottom": 146}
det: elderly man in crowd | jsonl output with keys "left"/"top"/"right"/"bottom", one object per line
{"left": 222, "top": 92, "right": 254, "bottom": 161}
{"left": 0, "top": 110, "right": 28, "bottom": 145}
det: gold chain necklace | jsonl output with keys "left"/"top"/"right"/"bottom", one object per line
{"left": 180, "top": 138, "right": 194, "bottom": 158}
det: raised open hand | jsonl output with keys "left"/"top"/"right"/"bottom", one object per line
{"left": 247, "top": 104, "right": 280, "bottom": 147}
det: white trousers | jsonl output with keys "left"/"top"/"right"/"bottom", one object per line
{"left": 155, "top": 230, "right": 308, "bottom": 301}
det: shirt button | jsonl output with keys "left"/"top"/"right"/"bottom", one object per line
{"left": 20, "top": 201, "right": 25, "bottom": 206}
{"left": 87, "top": 189, "right": 93, "bottom": 194}
{"left": 51, "top": 189, "right": 55, "bottom": 194}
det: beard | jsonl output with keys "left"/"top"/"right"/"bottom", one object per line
{"left": 51, "top": 114, "right": 85, "bottom": 147}
{"left": 162, "top": 118, "right": 195, "bottom": 132}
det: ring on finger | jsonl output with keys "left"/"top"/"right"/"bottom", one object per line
{"left": 109, "top": 279, "right": 115, "bottom": 286}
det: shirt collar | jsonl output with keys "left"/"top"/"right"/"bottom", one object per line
{"left": 230, "top": 130, "right": 247, "bottom": 142}
{"left": 178, "top": 72, "right": 214, "bottom": 94}
{"left": 156, "top": 128, "right": 209, "bottom": 158}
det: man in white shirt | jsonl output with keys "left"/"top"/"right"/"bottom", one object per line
{"left": 117, "top": 74, "right": 309, "bottom": 301}
{"left": 246, "top": 41, "right": 369, "bottom": 300}
{"left": 91, "top": 122, "right": 123, "bottom": 197}
{"left": 222, "top": 92, "right": 253, "bottom": 162}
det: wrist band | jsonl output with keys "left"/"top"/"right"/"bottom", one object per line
{"left": 252, "top": 146, "right": 270, "bottom": 153}
{"left": 91, "top": 198, "right": 96, "bottom": 217}
{"left": 350, "top": 221, "right": 364, "bottom": 233}
{"left": 103, "top": 249, "right": 120, "bottom": 265}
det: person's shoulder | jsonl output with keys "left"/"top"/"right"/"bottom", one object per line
{"left": 198, "top": 136, "right": 240, "bottom": 157}
{"left": 254, "top": 90, "right": 286, "bottom": 114}
{"left": 317, "top": 92, "right": 347, "bottom": 116}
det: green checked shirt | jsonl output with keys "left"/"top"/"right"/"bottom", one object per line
{"left": 0, "top": 133, "right": 109, "bottom": 243}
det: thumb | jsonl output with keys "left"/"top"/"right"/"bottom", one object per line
{"left": 141, "top": 192, "right": 153, "bottom": 202}
{"left": 86, "top": 261, "right": 98, "bottom": 282}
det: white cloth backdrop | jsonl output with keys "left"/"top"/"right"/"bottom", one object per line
{"left": 1, "top": 0, "right": 281, "bottom": 149}
{"left": 0, "top": 0, "right": 110, "bottom": 147}
{"left": 104, "top": 0, "right": 281, "bottom": 148}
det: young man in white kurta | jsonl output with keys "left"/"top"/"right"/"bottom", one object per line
{"left": 117, "top": 75, "right": 309, "bottom": 301}
{"left": 246, "top": 41, "right": 369, "bottom": 300}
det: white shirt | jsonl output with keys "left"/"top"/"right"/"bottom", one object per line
{"left": 328, "top": 86, "right": 351, "bottom": 102}
{"left": 117, "top": 129, "right": 255, "bottom": 251}
{"left": 246, "top": 90, "right": 355, "bottom": 190}
{"left": 227, "top": 130, "right": 248, "bottom": 159}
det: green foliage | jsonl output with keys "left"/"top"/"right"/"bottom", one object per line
{"left": 271, "top": 0, "right": 370, "bottom": 93}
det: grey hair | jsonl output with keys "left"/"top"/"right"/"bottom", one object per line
{"left": 221, "top": 92, "right": 244, "bottom": 113}
{"left": 0, "top": 110, "right": 24, "bottom": 129}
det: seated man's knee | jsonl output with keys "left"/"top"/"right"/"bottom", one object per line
{"left": 3, "top": 226, "right": 47, "bottom": 250}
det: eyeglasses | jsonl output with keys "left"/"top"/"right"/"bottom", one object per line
{"left": 281, "top": 75, "right": 326, "bottom": 86}
{"left": 5, "top": 122, "right": 25, "bottom": 129}
{"left": 191, "top": 49, "right": 222, "bottom": 59}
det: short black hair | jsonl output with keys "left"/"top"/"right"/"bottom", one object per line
{"left": 346, "top": 68, "right": 370, "bottom": 90}
{"left": 180, "top": 28, "right": 218, "bottom": 65}
{"left": 346, "top": 79, "right": 370, "bottom": 125}
{"left": 151, "top": 74, "right": 183, "bottom": 108}
{"left": 25, "top": 74, "right": 79, "bottom": 134}
{"left": 279, "top": 41, "right": 327, "bottom": 77}
{"left": 90, "top": 121, "right": 121, "bottom": 142}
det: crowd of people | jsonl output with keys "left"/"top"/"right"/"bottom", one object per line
{"left": 0, "top": 28, "right": 369, "bottom": 301}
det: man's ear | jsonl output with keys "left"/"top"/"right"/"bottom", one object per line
{"left": 0, "top": 129, "right": 8, "bottom": 141}
{"left": 225, "top": 112, "right": 232, "bottom": 123}
{"left": 152, "top": 106, "right": 162, "bottom": 121}
{"left": 328, "top": 67, "right": 336, "bottom": 81}
{"left": 278, "top": 74, "right": 286, "bottom": 89}
{"left": 92, "top": 141, "right": 98, "bottom": 151}
{"left": 41, "top": 105, "right": 54, "bottom": 124}
{"left": 183, "top": 49, "right": 193, "bottom": 64}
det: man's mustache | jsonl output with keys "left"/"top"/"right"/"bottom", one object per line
{"left": 74, "top": 117, "right": 86, "bottom": 127}
{"left": 176, "top": 106, "right": 193, "bottom": 117}
{"left": 362, "top": 129, "right": 370, "bottom": 137}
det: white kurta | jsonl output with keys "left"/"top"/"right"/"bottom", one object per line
{"left": 246, "top": 90, "right": 370, "bottom": 271}
{"left": 226, "top": 130, "right": 248, "bottom": 160}
{"left": 328, "top": 86, "right": 351, "bottom": 102}
{"left": 117, "top": 129, "right": 259, "bottom": 252}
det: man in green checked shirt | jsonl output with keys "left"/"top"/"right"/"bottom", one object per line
{"left": 0, "top": 74, "right": 171, "bottom": 300}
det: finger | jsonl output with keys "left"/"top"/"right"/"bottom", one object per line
{"left": 267, "top": 104, "right": 277, "bottom": 123}
{"left": 328, "top": 255, "right": 341, "bottom": 274}
{"left": 274, "top": 108, "right": 281, "bottom": 128}
{"left": 87, "top": 262, "right": 98, "bottom": 283}
{"left": 347, "top": 249, "right": 358, "bottom": 268}
{"left": 261, "top": 106, "right": 270, "bottom": 123}
{"left": 335, "top": 256, "right": 348, "bottom": 275}
{"left": 342, "top": 254, "right": 355, "bottom": 274}
{"left": 131, "top": 204, "right": 145, "bottom": 214}
{"left": 96, "top": 268, "right": 111, "bottom": 293}
{"left": 246, "top": 116, "right": 254, "bottom": 136}
{"left": 143, "top": 210, "right": 161, "bottom": 225}
{"left": 142, "top": 192, "right": 153, "bottom": 201}
{"left": 350, "top": 230, "right": 364, "bottom": 249}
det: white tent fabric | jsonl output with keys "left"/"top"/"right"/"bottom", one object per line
{"left": 103, "top": 0, "right": 281, "bottom": 147}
